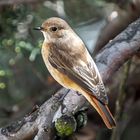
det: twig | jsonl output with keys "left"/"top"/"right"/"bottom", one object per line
{"left": 110, "top": 60, "right": 131, "bottom": 140}
{"left": 0, "top": 18, "right": 140, "bottom": 140}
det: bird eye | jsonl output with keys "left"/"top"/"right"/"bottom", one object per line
{"left": 50, "top": 26, "right": 58, "bottom": 32}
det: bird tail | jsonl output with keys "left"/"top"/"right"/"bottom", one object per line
{"left": 82, "top": 92, "right": 116, "bottom": 129}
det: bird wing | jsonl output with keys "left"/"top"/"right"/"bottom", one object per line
{"left": 48, "top": 44, "right": 108, "bottom": 104}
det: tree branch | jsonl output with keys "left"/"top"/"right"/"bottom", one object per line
{"left": 0, "top": 18, "right": 140, "bottom": 140}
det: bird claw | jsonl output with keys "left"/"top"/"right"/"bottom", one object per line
{"left": 58, "top": 89, "right": 70, "bottom": 102}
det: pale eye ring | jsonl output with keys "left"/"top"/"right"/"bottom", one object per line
{"left": 50, "top": 26, "right": 58, "bottom": 32}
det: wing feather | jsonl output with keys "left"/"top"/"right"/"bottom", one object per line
{"left": 48, "top": 44, "right": 108, "bottom": 104}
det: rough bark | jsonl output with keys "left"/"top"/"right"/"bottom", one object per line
{"left": 0, "top": 18, "right": 140, "bottom": 140}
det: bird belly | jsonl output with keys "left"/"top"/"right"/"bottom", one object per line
{"left": 46, "top": 60, "right": 77, "bottom": 89}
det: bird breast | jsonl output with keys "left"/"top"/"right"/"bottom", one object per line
{"left": 41, "top": 42, "right": 79, "bottom": 90}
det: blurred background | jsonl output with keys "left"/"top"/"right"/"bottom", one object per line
{"left": 0, "top": 0, "right": 140, "bottom": 140}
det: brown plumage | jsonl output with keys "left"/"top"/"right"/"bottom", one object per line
{"left": 35, "top": 17, "right": 116, "bottom": 129}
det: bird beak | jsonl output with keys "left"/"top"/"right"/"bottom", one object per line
{"left": 33, "top": 26, "right": 44, "bottom": 31}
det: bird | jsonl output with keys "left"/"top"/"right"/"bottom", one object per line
{"left": 34, "top": 17, "right": 116, "bottom": 129}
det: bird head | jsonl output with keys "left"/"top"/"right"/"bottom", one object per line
{"left": 34, "top": 17, "right": 72, "bottom": 42}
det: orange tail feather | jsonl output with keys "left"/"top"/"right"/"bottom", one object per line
{"left": 90, "top": 96, "right": 116, "bottom": 129}
{"left": 81, "top": 91, "right": 116, "bottom": 129}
